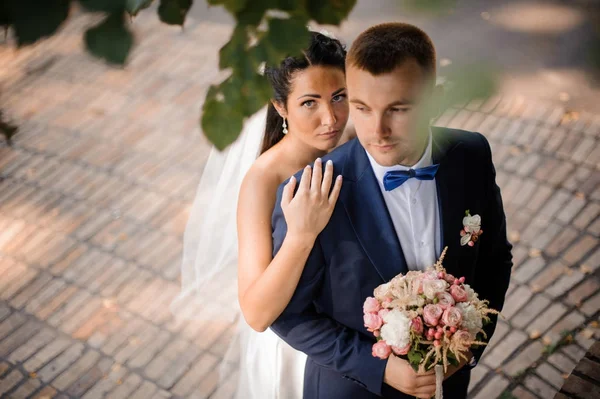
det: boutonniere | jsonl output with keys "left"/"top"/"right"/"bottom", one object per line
{"left": 460, "top": 210, "right": 482, "bottom": 247}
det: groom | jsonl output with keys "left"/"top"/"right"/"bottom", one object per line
{"left": 271, "top": 23, "right": 512, "bottom": 399}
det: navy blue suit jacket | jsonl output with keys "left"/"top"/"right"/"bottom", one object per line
{"left": 270, "top": 127, "right": 513, "bottom": 398}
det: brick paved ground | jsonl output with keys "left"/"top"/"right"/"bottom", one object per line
{"left": 0, "top": 7, "right": 599, "bottom": 399}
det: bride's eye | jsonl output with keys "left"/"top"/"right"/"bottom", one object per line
{"left": 332, "top": 94, "right": 347, "bottom": 103}
{"left": 302, "top": 100, "right": 316, "bottom": 108}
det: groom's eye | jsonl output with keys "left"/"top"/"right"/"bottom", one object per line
{"left": 390, "top": 107, "right": 410, "bottom": 113}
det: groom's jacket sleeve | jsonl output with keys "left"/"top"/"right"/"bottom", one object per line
{"left": 270, "top": 184, "right": 388, "bottom": 396}
{"left": 470, "top": 133, "right": 513, "bottom": 363}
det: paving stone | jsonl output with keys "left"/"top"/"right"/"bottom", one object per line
{"left": 556, "top": 196, "right": 587, "bottom": 225}
{"left": 107, "top": 372, "right": 142, "bottom": 399}
{"left": 524, "top": 374, "right": 558, "bottom": 398}
{"left": 526, "top": 302, "right": 568, "bottom": 335}
{"left": 546, "top": 270, "right": 586, "bottom": 298}
{"left": 36, "top": 342, "right": 85, "bottom": 383}
{"left": 23, "top": 336, "right": 71, "bottom": 373}
{"left": 581, "top": 291, "right": 600, "bottom": 316}
{"left": 130, "top": 380, "right": 159, "bottom": 399}
{"left": 566, "top": 278, "right": 600, "bottom": 306}
{"left": 504, "top": 341, "right": 545, "bottom": 376}
{"left": 0, "top": 319, "right": 42, "bottom": 358}
{"left": 561, "top": 344, "right": 588, "bottom": 363}
{"left": 0, "top": 369, "right": 24, "bottom": 396}
{"left": 171, "top": 352, "right": 220, "bottom": 397}
{"left": 65, "top": 357, "right": 114, "bottom": 398}
{"left": 8, "top": 375, "right": 43, "bottom": 398}
{"left": 0, "top": 313, "right": 27, "bottom": 341}
{"left": 573, "top": 202, "right": 600, "bottom": 230}
{"left": 562, "top": 234, "right": 598, "bottom": 264}
{"left": 52, "top": 349, "right": 101, "bottom": 392}
{"left": 530, "top": 259, "right": 569, "bottom": 291}
{"left": 8, "top": 328, "right": 56, "bottom": 364}
{"left": 483, "top": 330, "right": 528, "bottom": 369}
{"left": 472, "top": 374, "right": 510, "bottom": 399}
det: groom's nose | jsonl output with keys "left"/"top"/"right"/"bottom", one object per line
{"left": 373, "top": 115, "right": 390, "bottom": 138}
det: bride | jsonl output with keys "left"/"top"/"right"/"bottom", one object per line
{"left": 173, "top": 31, "right": 351, "bottom": 398}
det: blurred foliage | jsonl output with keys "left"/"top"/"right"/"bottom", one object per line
{"left": 0, "top": 0, "right": 503, "bottom": 148}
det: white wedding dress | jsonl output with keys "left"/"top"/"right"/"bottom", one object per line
{"left": 171, "top": 107, "right": 306, "bottom": 399}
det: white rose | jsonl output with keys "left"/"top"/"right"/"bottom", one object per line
{"left": 374, "top": 282, "right": 391, "bottom": 301}
{"left": 422, "top": 279, "right": 448, "bottom": 300}
{"left": 380, "top": 309, "right": 411, "bottom": 348}
{"left": 463, "top": 214, "right": 481, "bottom": 234}
{"left": 456, "top": 302, "right": 483, "bottom": 336}
{"left": 462, "top": 284, "right": 478, "bottom": 303}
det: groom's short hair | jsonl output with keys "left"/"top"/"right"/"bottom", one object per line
{"left": 347, "top": 22, "right": 436, "bottom": 77}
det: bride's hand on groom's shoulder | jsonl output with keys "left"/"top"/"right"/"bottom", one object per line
{"left": 281, "top": 158, "right": 342, "bottom": 242}
{"left": 384, "top": 355, "right": 436, "bottom": 399}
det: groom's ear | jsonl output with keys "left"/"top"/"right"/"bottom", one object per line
{"left": 272, "top": 100, "right": 287, "bottom": 119}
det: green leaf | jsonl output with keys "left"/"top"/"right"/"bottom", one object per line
{"left": 126, "top": 0, "right": 155, "bottom": 16}
{"left": 84, "top": 11, "right": 134, "bottom": 65}
{"left": 207, "top": 0, "right": 248, "bottom": 14}
{"left": 7, "top": 0, "right": 70, "bottom": 46}
{"left": 266, "top": 16, "right": 310, "bottom": 54}
{"left": 201, "top": 88, "right": 245, "bottom": 150}
{"left": 80, "top": 0, "right": 128, "bottom": 13}
{"left": 407, "top": 348, "right": 423, "bottom": 366}
{"left": 158, "top": 0, "right": 193, "bottom": 26}
{"left": 219, "top": 25, "right": 247, "bottom": 70}
{"left": 306, "top": 0, "right": 356, "bottom": 25}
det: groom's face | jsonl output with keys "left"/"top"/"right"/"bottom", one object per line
{"left": 347, "top": 58, "right": 433, "bottom": 167}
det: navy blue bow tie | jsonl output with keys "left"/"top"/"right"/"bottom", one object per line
{"left": 383, "top": 164, "right": 440, "bottom": 191}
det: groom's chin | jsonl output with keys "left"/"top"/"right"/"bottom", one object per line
{"left": 366, "top": 145, "right": 401, "bottom": 166}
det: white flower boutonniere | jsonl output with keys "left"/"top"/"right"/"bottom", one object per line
{"left": 460, "top": 210, "right": 482, "bottom": 247}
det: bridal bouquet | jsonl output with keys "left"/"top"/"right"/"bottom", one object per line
{"left": 363, "top": 248, "right": 498, "bottom": 398}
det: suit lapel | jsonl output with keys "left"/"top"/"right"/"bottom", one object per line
{"left": 432, "top": 127, "right": 467, "bottom": 276}
{"left": 340, "top": 140, "right": 407, "bottom": 282}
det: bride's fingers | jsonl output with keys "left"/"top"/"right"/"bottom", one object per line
{"left": 281, "top": 176, "right": 296, "bottom": 207}
{"left": 321, "top": 160, "right": 334, "bottom": 198}
{"left": 328, "top": 175, "right": 343, "bottom": 206}
{"left": 298, "top": 165, "right": 312, "bottom": 194}
{"left": 311, "top": 158, "right": 322, "bottom": 195}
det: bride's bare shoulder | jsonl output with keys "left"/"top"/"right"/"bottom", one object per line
{"left": 239, "top": 150, "right": 285, "bottom": 204}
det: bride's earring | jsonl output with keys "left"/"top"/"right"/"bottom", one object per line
{"left": 282, "top": 118, "right": 288, "bottom": 135}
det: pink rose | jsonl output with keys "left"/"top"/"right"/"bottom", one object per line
{"left": 444, "top": 274, "right": 456, "bottom": 284}
{"left": 363, "top": 297, "right": 381, "bottom": 314}
{"left": 378, "top": 308, "right": 390, "bottom": 319}
{"left": 441, "top": 306, "right": 463, "bottom": 327}
{"left": 411, "top": 316, "right": 424, "bottom": 335}
{"left": 436, "top": 292, "right": 455, "bottom": 310}
{"left": 372, "top": 341, "right": 392, "bottom": 359}
{"left": 423, "top": 304, "right": 443, "bottom": 327}
{"left": 392, "top": 343, "right": 411, "bottom": 356}
{"left": 452, "top": 330, "right": 472, "bottom": 346}
{"left": 364, "top": 313, "right": 383, "bottom": 331}
{"left": 450, "top": 285, "right": 468, "bottom": 303}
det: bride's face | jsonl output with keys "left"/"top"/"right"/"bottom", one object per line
{"left": 278, "top": 65, "right": 349, "bottom": 152}
{"left": 347, "top": 58, "right": 434, "bottom": 167}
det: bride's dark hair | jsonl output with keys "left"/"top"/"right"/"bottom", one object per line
{"left": 261, "top": 31, "right": 346, "bottom": 154}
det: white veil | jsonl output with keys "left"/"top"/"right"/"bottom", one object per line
{"left": 170, "top": 106, "right": 267, "bottom": 321}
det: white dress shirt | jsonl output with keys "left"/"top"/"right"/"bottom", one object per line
{"left": 366, "top": 134, "right": 441, "bottom": 271}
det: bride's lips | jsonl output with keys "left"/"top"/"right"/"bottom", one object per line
{"left": 319, "top": 130, "right": 341, "bottom": 139}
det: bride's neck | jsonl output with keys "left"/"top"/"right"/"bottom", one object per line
{"left": 279, "top": 133, "right": 327, "bottom": 170}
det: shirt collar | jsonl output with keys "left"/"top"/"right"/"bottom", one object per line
{"left": 367, "top": 130, "right": 434, "bottom": 184}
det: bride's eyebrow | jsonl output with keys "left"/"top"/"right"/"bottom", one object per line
{"left": 331, "top": 87, "right": 346, "bottom": 97}
{"left": 297, "top": 87, "right": 346, "bottom": 100}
